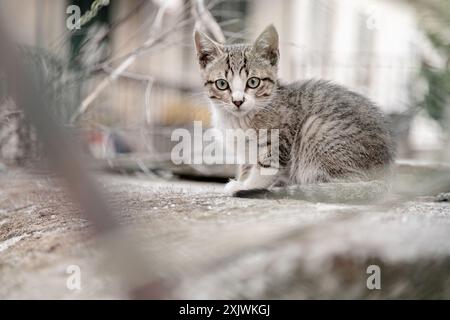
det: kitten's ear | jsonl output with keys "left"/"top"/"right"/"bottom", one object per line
{"left": 194, "top": 30, "right": 223, "bottom": 69}
{"left": 253, "top": 24, "right": 279, "bottom": 66}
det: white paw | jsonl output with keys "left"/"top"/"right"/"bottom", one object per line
{"left": 243, "top": 177, "right": 272, "bottom": 190}
{"left": 224, "top": 180, "right": 246, "bottom": 195}
{"left": 243, "top": 180, "right": 259, "bottom": 189}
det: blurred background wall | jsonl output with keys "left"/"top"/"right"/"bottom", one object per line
{"left": 0, "top": 0, "right": 448, "bottom": 164}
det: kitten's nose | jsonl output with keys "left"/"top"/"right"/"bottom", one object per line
{"left": 232, "top": 99, "right": 244, "bottom": 108}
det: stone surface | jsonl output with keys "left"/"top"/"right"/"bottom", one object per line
{"left": 0, "top": 169, "right": 450, "bottom": 299}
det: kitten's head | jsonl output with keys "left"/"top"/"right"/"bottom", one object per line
{"left": 194, "top": 25, "right": 279, "bottom": 117}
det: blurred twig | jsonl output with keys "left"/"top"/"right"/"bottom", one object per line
{"left": 69, "top": 1, "right": 171, "bottom": 124}
{"left": 192, "top": 0, "right": 225, "bottom": 42}
{"left": 70, "top": 0, "right": 225, "bottom": 124}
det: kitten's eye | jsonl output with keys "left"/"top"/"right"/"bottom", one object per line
{"left": 247, "top": 77, "right": 261, "bottom": 89}
{"left": 215, "top": 79, "right": 229, "bottom": 90}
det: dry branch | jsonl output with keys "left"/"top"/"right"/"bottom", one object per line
{"left": 69, "top": 1, "right": 170, "bottom": 124}
{"left": 70, "top": 0, "right": 225, "bottom": 124}
{"left": 191, "top": 0, "right": 225, "bottom": 43}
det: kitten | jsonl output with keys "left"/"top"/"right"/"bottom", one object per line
{"left": 194, "top": 25, "right": 395, "bottom": 198}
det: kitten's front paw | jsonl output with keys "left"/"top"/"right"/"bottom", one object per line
{"left": 224, "top": 179, "right": 246, "bottom": 195}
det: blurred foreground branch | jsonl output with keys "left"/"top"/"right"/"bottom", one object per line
{"left": 0, "top": 19, "right": 168, "bottom": 299}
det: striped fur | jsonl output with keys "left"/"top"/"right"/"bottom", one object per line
{"left": 194, "top": 25, "right": 395, "bottom": 196}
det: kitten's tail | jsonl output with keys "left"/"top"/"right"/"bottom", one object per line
{"left": 233, "top": 180, "right": 389, "bottom": 204}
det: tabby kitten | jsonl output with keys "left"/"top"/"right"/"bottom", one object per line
{"left": 194, "top": 25, "right": 394, "bottom": 197}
